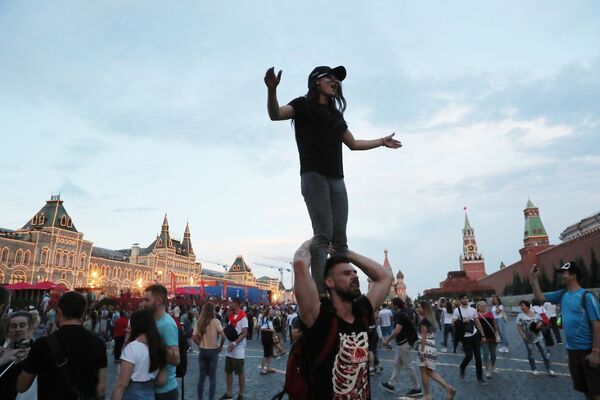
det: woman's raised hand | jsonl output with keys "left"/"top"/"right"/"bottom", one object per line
{"left": 383, "top": 132, "right": 402, "bottom": 149}
{"left": 264, "top": 67, "right": 282, "bottom": 89}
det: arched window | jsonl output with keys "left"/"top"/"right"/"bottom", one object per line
{"left": 39, "top": 213, "right": 46, "bottom": 224}
{"left": 65, "top": 253, "right": 71, "bottom": 268}
{"left": 23, "top": 251, "right": 31, "bottom": 266}
{"left": 80, "top": 254, "right": 86, "bottom": 269}
{"left": 15, "top": 249, "right": 24, "bottom": 265}
{"left": 61, "top": 272, "right": 66, "bottom": 281}
{"left": 40, "top": 248, "right": 49, "bottom": 265}
{"left": 0, "top": 270, "right": 5, "bottom": 283}
{"left": 134, "top": 270, "right": 141, "bottom": 281}
{"left": 0, "top": 248, "right": 9, "bottom": 263}
{"left": 32, "top": 215, "right": 38, "bottom": 225}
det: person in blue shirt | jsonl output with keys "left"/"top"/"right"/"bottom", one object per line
{"left": 142, "top": 284, "right": 180, "bottom": 400}
{"left": 532, "top": 261, "right": 600, "bottom": 398}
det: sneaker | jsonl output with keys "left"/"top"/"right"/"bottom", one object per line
{"left": 369, "top": 367, "right": 376, "bottom": 375}
{"left": 380, "top": 382, "right": 395, "bottom": 392}
{"left": 548, "top": 370, "right": 557, "bottom": 377}
{"left": 406, "top": 388, "right": 423, "bottom": 397}
{"left": 219, "top": 395, "right": 233, "bottom": 400}
{"left": 532, "top": 370, "right": 540, "bottom": 376}
{"left": 485, "top": 371, "right": 492, "bottom": 379}
{"left": 459, "top": 368, "right": 465, "bottom": 379}
{"left": 440, "top": 347, "right": 447, "bottom": 353}
{"left": 478, "top": 379, "right": 487, "bottom": 386}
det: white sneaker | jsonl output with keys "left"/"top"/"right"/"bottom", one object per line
{"left": 440, "top": 347, "right": 447, "bottom": 353}
{"left": 485, "top": 371, "right": 492, "bottom": 379}
{"left": 548, "top": 370, "right": 557, "bottom": 377}
{"left": 532, "top": 370, "right": 540, "bottom": 376}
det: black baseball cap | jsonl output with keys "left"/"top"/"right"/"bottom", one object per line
{"left": 556, "top": 261, "right": 582, "bottom": 275}
{"left": 308, "top": 65, "right": 346, "bottom": 88}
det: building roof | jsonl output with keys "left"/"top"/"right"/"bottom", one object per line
{"left": 229, "top": 255, "right": 251, "bottom": 273}
{"left": 22, "top": 195, "right": 78, "bottom": 232}
{"left": 560, "top": 211, "right": 600, "bottom": 241}
{"left": 523, "top": 199, "right": 548, "bottom": 239}
{"left": 201, "top": 269, "right": 225, "bottom": 278}
{"left": 91, "top": 247, "right": 129, "bottom": 262}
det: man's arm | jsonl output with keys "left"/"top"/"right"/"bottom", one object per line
{"left": 17, "top": 370, "right": 36, "bottom": 393}
{"left": 348, "top": 250, "right": 393, "bottom": 311}
{"left": 166, "top": 345, "right": 180, "bottom": 366}
{"left": 96, "top": 367, "right": 106, "bottom": 398}
{"left": 587, "top": 320, "right": 600, "bottom": 367}
{"left": 529, "top": 265, "right": 545, "bottom": 302}
{"left": 342, "top": 130, "right": 401, "bottom": 151}
{"left": 228, "top": 327, "right": 248, "bottom": 352}
{"left": 265, "top": 67, "right": 295, "bottom": 121}
{"left": 383, "top": 324, "right": 403, "bottom": 344}
{"left": 294, "top": 239, "right": 320, "bottom": 329}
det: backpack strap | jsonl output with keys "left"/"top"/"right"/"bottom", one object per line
{"left": 46, "top": 333, "right": 86, "bottom": 400}
{"left": 314, "top": 317, "right": 339, "bottom": 367}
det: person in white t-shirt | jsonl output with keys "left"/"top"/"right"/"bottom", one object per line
{"left": 543, "top": 301, "right": 563, "bottom": 345}
{"left": 111, "top": 309, "right": 167, "bottom": 400}
{"left": 219, "top": 297, "right": 248, "bottom": 400}
{"left": 491, "top": 295, "right": 509, "bottom": 352}
{"left": 379, "top": 304, "right": 393, "bottom": 338}
{"left": 453, "top": 294, "right": 486, "bottom": 385}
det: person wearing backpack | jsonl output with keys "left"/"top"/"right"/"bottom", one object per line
{"left": 290, "top": 239, "right": 393, "bottom": 400}
{"left": 453, "top": 294, "right": 486, "bottom": 385}
{"left": 532, "top": 261, "right": 600, "bottom": 398}
{"left": 380, "top": 297, "right": 422, "bottom": 397}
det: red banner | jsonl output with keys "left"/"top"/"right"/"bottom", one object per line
{"left": 200, "top": 279, "right": 205, "bottom": 299}
{"left": 223, "top": 281, "right": 228, "bottom": 299}
{"left": 169, "top": 272, "right": 176, "bottom": 294}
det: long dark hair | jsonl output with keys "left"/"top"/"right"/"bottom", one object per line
{"left": 305, "top": 79, "right": 347, "bottom": 114}
{"left": 197, "top": 302, "right": 215, "bottom": 339}
{"left": 129, "top": 309, "right": 167, "bottom": 372}
{"left": 445, "top": 301, "right": 453, "bottom": 314}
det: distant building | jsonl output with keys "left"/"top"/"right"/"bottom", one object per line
{"left": 560, "top": 211, "right": 600, "bottom": 241}
{"left": 368, "top": 249, "right": 402, "bottom": 300}
{"left": 0, "top": 196, "right": 281, "bottom": 298}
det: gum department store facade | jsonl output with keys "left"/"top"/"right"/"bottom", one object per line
{"left": 0, "top": 196, "right": 280, "bottom": 297}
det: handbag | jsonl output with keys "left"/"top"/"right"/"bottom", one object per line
{"left": 224, "top": 324, "right": 240, "bottom": 342}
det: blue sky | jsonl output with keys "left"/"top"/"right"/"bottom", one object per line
{"left": 1, "top": 1, "right": 599, "bottom": 296}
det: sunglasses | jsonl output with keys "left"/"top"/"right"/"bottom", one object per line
{"left": 559, "top": 263, "right": 571, "bottom": 270}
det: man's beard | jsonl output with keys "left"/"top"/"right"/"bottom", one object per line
{"left": 334, "top": 284, "right": 361, "bottom": 302}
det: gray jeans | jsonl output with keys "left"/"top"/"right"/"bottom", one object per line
{"left": 388, "top": 341, "right": 420, "bottom": 389}
{"left": 301, "top": 172, "right": 348, "bottom": 294}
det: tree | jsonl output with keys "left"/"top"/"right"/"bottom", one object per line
{"left": 576, "top": 255, "right": 591, "bottom": 288}
{"left": 539, "top": 267, "right": 552, "bottom": 292}
{"left": 512, "top": 272, "right": 523, "bottom": 295}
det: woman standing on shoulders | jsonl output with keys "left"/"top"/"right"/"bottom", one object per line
{"left": 193, "top": 303, "right": 225, "bottom": 400}
{"left": 265, "top": 65, "right": 401, "bottom": 295}
{"left": 416, "top": 301, "right": 456, "bottom": 400}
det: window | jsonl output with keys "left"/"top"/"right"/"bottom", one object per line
{"left": 32, "top": 215, "right": 38, "bottom": 225}
{"left": 40, "top": 248, "right": 49, "bottom": 265}
{"left": 23, "top": 251, "right": 31, "bottom": 266}
{"left": 80, "top": 254, "right": 86, "bottom": 269}
{"left": 15, "top": 249, "right": 24, "bottom": 265}
{"left": 39, "top": 213, "right": 45, "bottom": 224}
{"left": 0, "top": 248, "right": 9, "bottom": 263}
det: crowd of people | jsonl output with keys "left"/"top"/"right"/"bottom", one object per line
{"left": 0, "top": 258, "right": 598, "bottom": 399}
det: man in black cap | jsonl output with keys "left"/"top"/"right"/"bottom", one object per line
{"left": 532, "top": 262, "right": 600, "bottom": 398}
{"left": 264, "top": 65, "right": 401, "bottom": 295}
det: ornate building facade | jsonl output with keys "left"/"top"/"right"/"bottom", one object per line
{"left": 0, "top": 196, "right": 201, "bottom": 295}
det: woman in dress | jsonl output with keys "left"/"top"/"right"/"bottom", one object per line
{"left": 415, "top": 301, "right": 456, "bottom": 400}
{"left": 193, "top": 302, "right": 225, "bottom": 400}
{"left": 111, "top": 309, "right": 167, "bottom": 400}
{"left": 265, "top": 65, "right": 402, "bottom": 296}
{"left": 515, "top": 300, "right": 556, "bottom": 377}
{"left": 491, "top": 295, "right": 509, "bottom": 352}
{"left": 259, "top": 308, "right": 276, "bottom": 374}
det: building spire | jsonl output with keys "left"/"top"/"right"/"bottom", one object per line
{"left": 460, "top": 208, "right": 487, "bottom": 280}
{"left": 523, "top": 198, "right": 549, "bottom": 247}
{"left": 157, "top": 214, "right": 171, "bottom": 248}
{"left": 182, "top": 222, "right": 194, "bottom": 255}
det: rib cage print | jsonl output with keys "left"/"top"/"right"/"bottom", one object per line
{"left": 331, "top": 331, "right": 369, "bottom": 399}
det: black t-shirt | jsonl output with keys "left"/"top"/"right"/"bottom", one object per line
{"left": 393, "top": 311, "right": 415, "bottom": 345}
{"left": 22, "top": 325, "right": 107, "bottom": 400}
{"left": 300, "top": 296, "right": 373, "bottom": 400}
{"left": 288, "top": 96, "right": 348, "bottom": 178}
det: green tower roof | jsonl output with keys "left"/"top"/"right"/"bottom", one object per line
{"left": 523, "top": 199, "right": 548, "bottom": 238}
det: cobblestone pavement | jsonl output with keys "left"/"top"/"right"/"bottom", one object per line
{"left": 22, "top": 316, "right": 578, "bottom": 399}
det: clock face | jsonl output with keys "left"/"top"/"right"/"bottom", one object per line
{"left": 467, "top": 244, "right": 475, "bottom": 252}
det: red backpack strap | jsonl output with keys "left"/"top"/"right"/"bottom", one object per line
{"left": 314, "top": 317, "right": 339, "bottom": 367}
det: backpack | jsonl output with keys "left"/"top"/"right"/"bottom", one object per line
{"left": 271, "top": 316, "right": 340, "bottom": 400}
{"left": 273, "top": 315, "right": 282, "bottom": 332}
{"left": 175, "top": 322, "right": 189, "bottom": 400}
{"left": 399, "top": 311, "right": 418, "bottom": 346}
{"left": 271, "top": 297, "right": 370, "bottom": 400}
{"left": 557, "top": 289, "right": 594, "bottom": 329}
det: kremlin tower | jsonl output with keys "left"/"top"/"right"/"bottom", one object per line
{"left": 460, "top": 209, "right": 487, "bottom": 281}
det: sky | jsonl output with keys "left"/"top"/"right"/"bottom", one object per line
{"left": 1, "top": 1, "right": 599, "bottom": 296}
